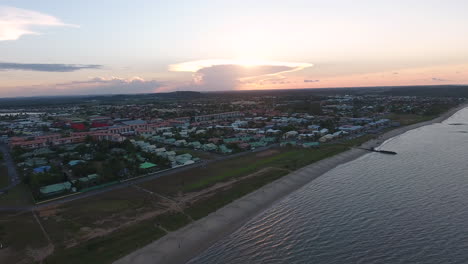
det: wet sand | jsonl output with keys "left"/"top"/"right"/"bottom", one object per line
{"left": 114, "top": 103, "right": 468, "bottom": 264}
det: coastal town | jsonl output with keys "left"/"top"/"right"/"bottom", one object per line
{"left": 1, "top": 91, "right": 460, "bottom": 200}
{"left": 0, "top": 88, "right": 464, "bottom": 263}
{"left": 2, "top": 1, "right": 468, "bottom": 263}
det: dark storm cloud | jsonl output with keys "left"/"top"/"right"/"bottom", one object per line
{"left": 432, "top": 77, "right": 450, "bottom": 82}
{"left": 2, "top": 77, "right": 164, "bottom": 97}
{"left": 0, "top": 62, "right": 101, "bottom": 72}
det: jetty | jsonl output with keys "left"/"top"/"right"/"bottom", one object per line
{"left": 358, "top": 147, "right": 397, "bottom": 155}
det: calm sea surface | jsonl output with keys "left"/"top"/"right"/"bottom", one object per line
{"left": 189, "top": 108, "right": 468, "bottom": 264}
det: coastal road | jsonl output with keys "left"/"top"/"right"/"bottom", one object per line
{"left": 0, "top": 143, "right": 279, "bottom": 212}
{"left": 0, "top": 143, "right": 20, "bottom": 193}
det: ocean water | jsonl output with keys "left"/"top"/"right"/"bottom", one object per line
{"left": 189, "top": 108, "right": 468, "bottom": 264}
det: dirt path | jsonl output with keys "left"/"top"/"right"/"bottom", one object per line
{"left": 31, "top": 210, "right": 55, "bottom": 263}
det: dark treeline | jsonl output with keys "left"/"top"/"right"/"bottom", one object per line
{"left": 1, "top": 85, "right": 467, "bottom": 108}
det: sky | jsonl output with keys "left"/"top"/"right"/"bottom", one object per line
{"left": 1, "top": 0, "right": 468, "bottom": 97}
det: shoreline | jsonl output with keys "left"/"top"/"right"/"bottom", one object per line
{"left": 114, "top": 103, "right": 468, "bottom": 264}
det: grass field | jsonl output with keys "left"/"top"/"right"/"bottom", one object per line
{"left": 0, "top": 184, "right": 33, "bottom": 206}
{"left": 154, "top": 211, "right": 192, "bottom": 231}
{"left": 0, "top": 165, "right": 8, "bottom": 188}
{"left": 385, "top": 113, "right": 436, "bottom": 126}
{"left": 185, "top": 168, "right": 289, "bottom": 220}
{"left": 139, "top": 145, "right": 349, "bottom": 196}
{"left": 44, "top": 217, "right": 166, "bottom": 264}
{"left": 39, "top": 187, "right": 167, "bottom": 245}
{"left": 0, "top": 211, "right": 49, "bottom": 263}
{"left": 182, "top": 135, "right": 374, "bottom": 192}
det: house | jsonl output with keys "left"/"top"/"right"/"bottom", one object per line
{"left": 154, "top": 147, "right": 166, "bottom": 153}
{"left": 162, "top": 132, "right": 174, "bottom": 137}
{"left": 139, "top": 162, "right": 157, "bottom": 170}
{"left": 302, "top": 142, "right": 320, "bottom": 148}
{"left": 77, "top": 174, "right": 100, "bottom": 186}
{"left": 202, "top": 143, "right": 218, "bottom": 151}
{"left": 121, "top": 120, "right": 148, "bottom": 130}
{"left": 23, "top": 157, "right": 48, "bottom": 167}
{"left": 298, "top": 134, "right": 315, "bottom": 140}
{"left": 164, "top": 138, "right": 176, "bottom": 145}
{"left": 238, "top": 143, "right": 250, "bottom": 149}
{"left": 33, "top": 165, "right": 51, "bottom": 174}
{"left": 188, "top": 141, "right": 202, "bottom": 149}
{"left": 283, "top": 131, "right": 298, "bottom": 139}
{"left": 250, "top": 141, "right": 267, "bottom": 148}
{"left": 174, "top": 153, "right": 193, "bottom": 165}
{"left": 174, "top": 139, "right": 187, "bottom": 146}
{"left": 338, "top": 125, "right": 363, "bottom": 134}
{"left": 224, "top": 138, "right": 241, "bottom": 144}
{"left": 208, "top": 138, "right": 221, "bottom": 144}
{"left": 319, "top": 134, "right": 335, "bottom": 142}
{"left": 319, "top": 128, "right": 329, "bottom": 135}
{"left": 39, "top": 181, "right": 73, "bottom": 197}
{"left": 218, "top": 144, "right": 232, "bottom": 154}
{"left": 261, "top": 137, "right": 276, "bottom": 143}
{"left": 280, "top": 141, "right": 297, "bottom": 147}
{"left": 68, "top": 160, "right": 85, "bottom": 166}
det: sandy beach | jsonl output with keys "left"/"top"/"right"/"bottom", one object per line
{"left": 114, "top": 103, "right": 468, "bottom": 264}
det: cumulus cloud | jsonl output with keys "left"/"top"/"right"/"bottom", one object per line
{"left": 432, "top": 77, "right": 450, "bottom": 82}
{"left": 1, "top": 77, "right": 164, "bottom": 97}
{"left": 304, "top": 79, "right": 320, "bottom": 83}
{"left": 0, "top": 6, "right": 77, "bottom": 41}
{"left": 0, "top": 62, "right": 101, "bottom": 72}
{"left": 170, "top": 59, "right": 312, "bottom": 91}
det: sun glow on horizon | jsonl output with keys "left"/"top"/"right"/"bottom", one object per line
{"left": 169, "top": 59, "right": 313, "bottom": 73}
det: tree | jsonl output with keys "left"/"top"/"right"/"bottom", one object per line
{"left": 71, "top": 163, "right": 96, "bottom": 178}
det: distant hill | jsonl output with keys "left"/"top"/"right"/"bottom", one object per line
{"left": 0, "top": 86, "right": 467, "bottom": 108}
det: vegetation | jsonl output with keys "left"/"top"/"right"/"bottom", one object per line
{"left": 183, "top": 138, "right": 370, "bottom": 192}
{"left": 185, "top": 169, "right": 288, "bottom": 220}
{"left": 0, "top": 212, "right": 49, "bottom": 263}
{"left": 44, "top": 218, "right": 166, "bottom": 264}
{"left": 154, "top": 211, "right": 192, "bottom": 231}
{"left": 0, "top": 184, "right": 33, "bottom": 206}
{"left": 0, "top": 165, "right": 8, "bottom": 188}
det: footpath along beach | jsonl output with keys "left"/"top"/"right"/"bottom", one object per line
{"left": 114, "top": 103, "right": 468, "bottom": 264}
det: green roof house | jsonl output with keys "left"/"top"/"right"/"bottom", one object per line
{"left": 40, "top": 182, "right": 73, "bottom": 197}
{"left": 140, "top": 162, "right": 157, "bottom": 169}
{"left": 202, "top": 143, "right": 218, "bottom": 151}
{"left": 302, "top": 142, "right": 320, "bottom": 148}
{"left": 219, "top": 144, "right": 232, "bottom": 154}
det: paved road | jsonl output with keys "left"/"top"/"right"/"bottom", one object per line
{"left": 0, "top": 143, "right": 20, "bottom": 193}
{"left": 0, "top": 143, "right": 278, "bottom": 212}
